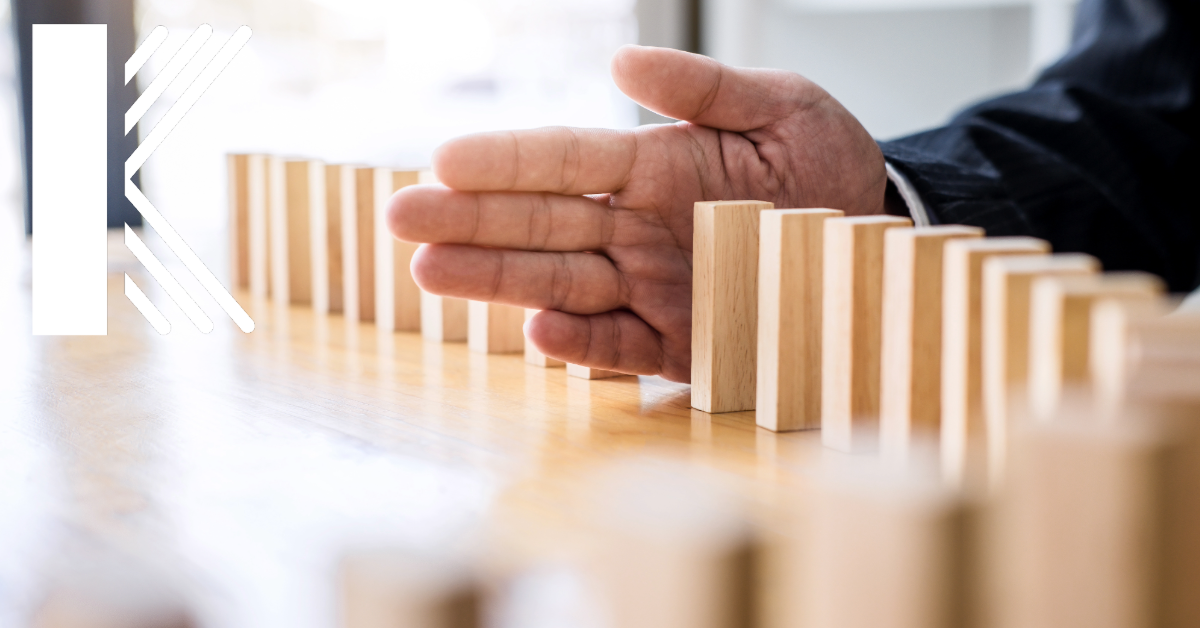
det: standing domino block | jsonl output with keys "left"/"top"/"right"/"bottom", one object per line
{"left": 820, "top": 215, "right": 913, "bottom": 453}
{"left": 247, "top": 154, "right": 271, "bottom": 298}
{"left": 323, "top": 165, "right": 347, "bottom": 314}
{"left": 341, "top": 551, "right": 481, "bottom": 628}
{"left": 567, "top": 364, "right": 623, "bottom": 380}
{"left": 980, "top": 253, "right": 1098, "bottom": 486}
{"left": 282, "top": 159, "right": 327, "bottom": 310}
{"left": 375, "top": 170, "right": 422, "bottom": 332}
{"left": 878, "top": 225, "right": 984, "bottom": 460}
{"left": 940, "top": 237, "right": 1050, "bottom": 487}
{"left": 756, "top": 209, "right": 843, "bottom": 432}
{"left": 334, "top": 165, "right": 360, "bottom": 321}
{"left": 354, "top": 167, "right": 383, "bottom": 322}
{"left": 227, "top": 154, "right": 251, "bottom": 290}
{"left": 268, "top": 156, "right": 289, "bottom": 303}
{"left": 417, "top": 169, "right": 472, "bottom": 340}
{"left": 692, "top": 200, "right": 775, "bottom": 414}
{"left": 524, "top": 309, "right": 563, "bottom": 367}
{"left": 468, "top": 301, "right": 525, "bottom": 354}
{"left": 1027, "top": 272, "right": 1164, "bottom": 422}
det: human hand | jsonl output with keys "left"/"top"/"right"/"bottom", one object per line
{"left": 388, "top": 45, "right": 887, "bottom": 383}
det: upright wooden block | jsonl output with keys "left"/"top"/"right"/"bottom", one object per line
{"left": 247, "top": 153, "right": 270, "bottom": 298}
{"left": 756, "top": 208, "right": 843, "bottom": 433}
{"left": 524, "top": 309, "right": 563, "bottom": 366}
{"left": 820, "top": 215, "right": 912, "bottom": 453}
{"left": 341, "top": 551, "right": 481, "bottom": 628}
{"left": 282, "top": 159, "right": 327, "bottom": 310}
{"left": 468, "top": 301, "right": 525, "bottom": 354}
{"left": 415, "top": 168, "right": 471, "bottom": 340}
{"left": 878, "top": 225, "right": 984, "bottom": 460}
{"left": 267, "top": 156, "right": 288, "bottom": 303}
{"left": 980, "top": 253, "right": 1098, "bottom": 485}
{"left": 227, "top": 153, "right": 250, "bottom": 290}
{"left": 940, "top": 237, "right": 1049, "bottom": 487}
{"left": 354, "top": 167, "right": 381, "bottom": 322}
{"left": 334, "top": 165, "right": 360, "bottom": 321}
{"left": 375, "top": 170, "right": 422, "bottom": 333}
{"left": 324, "top": 164, "right": 346, "bottom": 314}
{"left": 567, "top": 364, "right": 623, "bottom": 379}
{"left": 1090, "top": 303, "right": 1200, "bottom": 416}
{"left": 1027, "top": 272, "right": 1164, "bottom": 422}
{"left": 692, "top": 200, "right": 775, "bottom": 414}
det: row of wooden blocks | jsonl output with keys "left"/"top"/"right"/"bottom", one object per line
{"left": 691, "top": 201, "right": 1197, "bottom": 488}
{"left": 225, "top": 154, "right": 620, "bottom": 380}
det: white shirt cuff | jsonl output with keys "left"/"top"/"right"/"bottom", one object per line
{"left": 885, "top": 161, "right": 932, "bottom": 227}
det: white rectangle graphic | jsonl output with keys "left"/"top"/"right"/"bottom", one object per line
{"left": 32, "top": 24, "right": 108, "bottom": 335}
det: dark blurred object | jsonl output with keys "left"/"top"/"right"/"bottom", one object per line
{"left": 12, "top": 0, "right": 142, "bottom": 234}
{"left": 34, "top": 552, "right": 194, "bottom": 628}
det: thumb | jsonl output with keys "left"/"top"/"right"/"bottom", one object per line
{"left": 610, "top": 45, "right": 822, "bottom": 132}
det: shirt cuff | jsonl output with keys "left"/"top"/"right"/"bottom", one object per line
{"left": 885, "top": 161, "right": 932, "bottom": 227}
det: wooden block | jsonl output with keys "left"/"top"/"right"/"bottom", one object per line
{"left": 282, "top": 159, "right": 327, "bottom": 310}
{"left": 468, "top": 300, "right": 525, "bottom": 354}
{"left": 1091, "top": 304, "right": 1200, "bottom": 415}
{"left": 375, "top": 170, "right": 422, "bottom": 332}
{"left": 691, "top": 200, "right": 775, "bottom": 413}
{"left": 324, "top": 165, "right": 346, "bottom": 314}
{"left": 940, "top": 236, "right": 1050, "bottom": 487}
{"left": 354, "top": 167, "right": 380, "bottom": 322}
{"left": 341, "top": 551, "right": 481, "bottom": 628}
{"left": 524, "top": 309, "right": 563, "bottom": 366}
{"left": 1027, "top": 272, "right": 1164, "bottom": 422}
{"left": 820, "top": 215, "right": 913, "bottom": 453}
{"left": 335, "top": 165, "right": 360, "bottom": 322}
{"left": 980, "top": 253, "right": 1098, "bottom": 485}
{"left": 1003, "top": 409, "right": 1200, "bottom": 628}
{"left": 422, "top": 291, "right": 469, "bottom": 342}
{"left": 755, "top": 208, "right": 844, "bottom": 432}
{"left": 804, "top": 474, "right": 968, "bottom": 628}
{"left": 878, "top": 225, "right": 984, "bottom": 460}
{"left": 268, "top": 156, "right": 288, "bottom": 303}
{"left": 247, "top": 153, "right": 270, "bottom": 298}
{"left": 227, "top": 154, "right": 250, "bottom": 290}
{"left": 567, "top": 363, "right": 623, "bottom": 379}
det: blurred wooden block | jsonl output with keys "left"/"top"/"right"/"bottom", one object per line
{"left": 820, "top": 215, "right": 912, "bottom": 453}
{"left": 422, "top": 292, "right": 469, "bottom": 343}
{"left": 980, "top": 253, "right": 1098, "bottom": 485}
{"left": 523, "top": 309, "right": 563, "bottom": 366}
{"left": 375, "top": 170, "right": 422, "bottom": 332}
{"left": 268, "top": 156, "right": 288, "bottom": 303}
{"left": 940, "top": 237, "right": 1049, "bottom": 487}
{"left": 756, "top": 208, "right": 843, "bottom": 432}
{"left": 468, "top": 301, "right": 525, "bottom": 354}
{"left": 805, "top": 475, "right": 968, "bottom": 628}
{"left": 1089, "top": 300, "right": 1198, "bottom": 416}
{"left": 282, "top": 160, "right": 327, "bottom": 310}
{"left": 247, "top": 153, "right": 270, "bottom": 298}
{"left": 354, "top": 167, "right": 382, "bottom": 322}
{"left": 227, "top": 154, "right": 250, "bottom": 290}
{"left": 334, "top": 165, "right": 360, "bottom": 321}
{"left": 323, "top": 165, "right": 347, "bottom": 314}
{"left": 567, "top": 364, "right": 622, "bottom": 379}
{"left": 341, "top": 551, "right": 481, "bottom": 628}
{"left": 878, "top": 225, "right": 983, "bottom": 461}
{"left": 1028, "top": 272, "right": 1164, "bottom": 422}
{"left": 692, "top": 200, "right": 775, "bottom": 414}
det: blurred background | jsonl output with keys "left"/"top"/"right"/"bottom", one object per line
{"left": 0, "top": 0, "right": 1077, "bottom": 280}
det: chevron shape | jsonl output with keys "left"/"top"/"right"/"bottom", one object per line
{"left": 124, "top": 25, "right": 255, "bottom": 334}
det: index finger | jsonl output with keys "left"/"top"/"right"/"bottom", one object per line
{"left": 432, "top": 126, "right": 639, "bottom": 195}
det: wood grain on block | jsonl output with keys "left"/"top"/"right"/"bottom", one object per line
{"left": 820, "top": 215, "right": 912, "bottom": 453}
{"left": 468, "top": 301, "right": 525, "bottom": 354}
{"left": 692, "top": 200, "right": 775, "bottom": 414}
{"left": 247, "top": 154, "right": 270, "bottom": 298}
{"left": 1003, "top": 412, "right": 1200, "bottom": 628}
{"left": 756, "top": 208, "right": 843, "bottom": 432}
{"left": 422, "top": 291, "right": 469, "bottom": 342}
{"left": 805, "top": 475, "right": 968, "bottom": 628}
{"left": 878, "top": 225, "right": 983, "bottom": 462}
{"left": 284, "top": 160, "right": 327, "bottom": 310}
{"left": 227, "top": 154, "right": 250, "bottom": 290}
{"left": 336, "top": 165, "right": 360, "bottom": 322}
{"left": 567, "top": 364, "right": 623, "bottom": 380}
{"left": 324, "top": 165, "right": 345, "bottom": 314}
{"left": 524, "top": 309, "right": 563, "bottom": 366}
{"left": 341, "top": 551, "right": 481, "bottom": 628}
{"left": 354, "top": 167, "right": 380, "bottom": 322}
{"left": 375, "top": 170, "right": 421, "bottom": 332}
{"left": 267, "top": 156, "right": 288, "bottom": 303}
{"left": 1027, "top": 272, "right": 1164, "bottom": 422}
{"left": 940, "top": 237, "right": 1049, "bottom": 487}
{"left": 980, "top": 253, "right": 1098, "bottom": 486}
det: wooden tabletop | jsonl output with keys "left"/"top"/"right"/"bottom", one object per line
{"left": 0, "top": 230, "right": 847, "bottom": 628}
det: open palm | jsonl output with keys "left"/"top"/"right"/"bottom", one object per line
{"left": 389, "top": 45, "right": 887, "bottom": 383}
